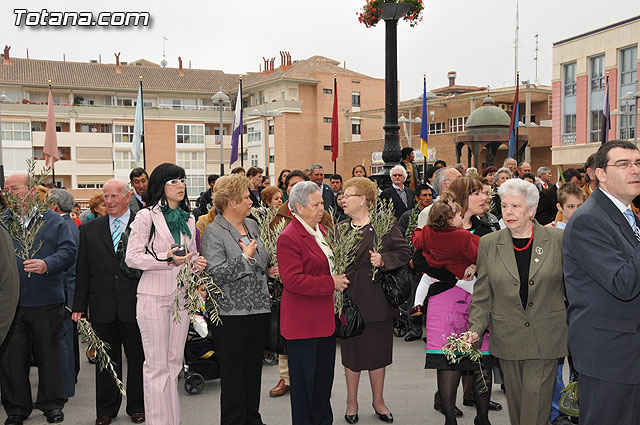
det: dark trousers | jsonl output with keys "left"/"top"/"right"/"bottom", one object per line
{"left": 59, "top": 312, "right": 75, "bottom": 398}
{"left": 0, "top": 304, "right": 66, "bottom": 417}
{"left": 579, "top": 374, "right": 640, "bottom": 425}
{"left": 287, "top": 334, "right": 336, "bottom": 425}
{"left": 92, "top": 318, "right": 145, "bottom": 418}
{"left": 212, "top": 314, "right": 269, "bottom": 425}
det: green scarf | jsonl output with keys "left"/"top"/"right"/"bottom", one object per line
{"left": 161, "top": 205, "right": 192, "bottom": 244}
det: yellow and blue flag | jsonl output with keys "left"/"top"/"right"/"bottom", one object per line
{"left": 419, "top": 77, "right": 429, "bottom": 157}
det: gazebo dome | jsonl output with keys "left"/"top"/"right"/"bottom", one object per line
{"left": 466, "top": 96, "right": 511, "bottom": 128}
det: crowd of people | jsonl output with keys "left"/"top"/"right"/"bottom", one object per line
{"left": 0, "top": 141, "right": 639, "bottom": 425}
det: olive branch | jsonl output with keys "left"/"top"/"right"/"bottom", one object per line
{"left": 77, "top": 317, "right": 126, "bottom": 396}
{"left": 173, "top": 251, "right": 223, "bottom": 326}
{"left": 442, "top": 332, "right": 488, "bottom": 394}
{"left": 369, "top": 197, "right": 395, "bottom": 280}
{"left": 325, "top": 209, "right": 362, "bottom": 316}
{"left": 0, "top": 158, "right": 54, "bottom": 277}
{"left": 251, "top": 205, "right": 286, "bottom": 287}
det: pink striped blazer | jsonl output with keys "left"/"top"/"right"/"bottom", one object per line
{"left": 125, "top": 205, "right": 197, "bottom": 296}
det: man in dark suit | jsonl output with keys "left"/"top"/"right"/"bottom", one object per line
{"left": 0, "top": 174, "right": 77, "bottom": 425}
{"left": 127, "top": 168, "right": 148, "bottom": 213}
{"left": 380, "top": 164, "right": 416, "bottom": 220}
{"left": 535, "top": 168, "right": 581, "bottom": 225}
{"left": 309, "top": 164, "right": 337, "bottom": 214}
{"left": 563, "top": 140, "right": 640, "bottom": 425}
{"left": 72, "top": 179, "right": 145, "bottom": 425}
{"left": 49, "top": 189, "right": 80, "bottom": 400}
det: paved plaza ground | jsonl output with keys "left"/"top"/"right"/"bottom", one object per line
{"left": 1, "top": 335, "right": 559, "bottom": 425}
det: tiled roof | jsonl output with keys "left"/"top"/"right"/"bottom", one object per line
{"left": 432, "top": 84, "right": 487, "bottom": 94}
{"left": 0, "top": 57, "right": 240, "bottom": 93}
{"left": 0, "top": 55, "right": 374, "bottom": 94}
{"left": 243, "top": 55, "right": 372, "bottom": 88}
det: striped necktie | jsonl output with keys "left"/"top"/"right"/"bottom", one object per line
{"left": 623, "top": 209, "right": 640, "bottom": 242}
{"left": 112, "top": 218, "right": 122, "bottom": 249}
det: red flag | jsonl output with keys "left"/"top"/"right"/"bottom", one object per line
{"left": 43, "top": 87, "right": 59, "bottom": 168}
{"left": 330, "top": 76, "right": 339, "bottom": 162}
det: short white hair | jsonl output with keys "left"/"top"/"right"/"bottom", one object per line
{"left": 390, "top": 165, "right": 407, "bottom": 181}
{"left": 104, "top": 178, "right": 132, "bottom": 197}
{"left": 498, "top": 178, "right": 540, "bottom": 209}
{"left": 288, "top": 181, "right": 321, "bottom": 215}
{"left": 493, "top": 167, "right": 512, "bottom": 185}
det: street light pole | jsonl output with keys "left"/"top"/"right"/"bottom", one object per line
{"left": 211, "top": 86, "right": 230, "bottom": 176}
{"left": 248, "top": 105, "right": 282, "bottom": 179}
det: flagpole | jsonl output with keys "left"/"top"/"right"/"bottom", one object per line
{"left": 139, "top": 76, "right": 146, "bottom": 170}
{"left": 240, "top": 76, "right": 244, "bottom": 167}
{"left": 333, "top": 75, "right": 337, "bottom": 175}
{"left": 49, "top": 80, "right": 56, "bottom": 187}
{"left": 515, "top": 71, "right": 520, "bottom": 162}
{"left": 423, "top": 75, "right": 427, "bottom": 184}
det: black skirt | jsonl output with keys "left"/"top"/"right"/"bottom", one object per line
{"left": 341, "top": 319, "right": 393, "bottom": 372}
{"left": 425, "top": 353, "right": 495, "bottom": 371}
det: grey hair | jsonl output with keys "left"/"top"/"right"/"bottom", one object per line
{"left": 288, "top": 181, "right": 321, "bottom": 215}
{"left": 498, "top": 178, "right": 540, "bottom": 209}
{"left": 503, "top": 157, "right": 517, "bottom": 166}
{"left": 309, "top": 164, "right": 324, "bottom": 173}
{"left": 432, "top": 166, "right": 453, "bottom": 192}
{"left": 390, "top": 164, "right": 407, "bottom": 181}
{"left": 537, "top": 166, "right": 550, "bottom": 177}
{"left": 49, "top": 189, "right": 75, "bottom": 213}
{"left": 104, "top": 178, "right": 132, "bottom": 197}
{"left": 465, "top": 167, "right": 478, "bottom": 177}
{"left": 493, "top": 167, "right": 512, "bottom": 185}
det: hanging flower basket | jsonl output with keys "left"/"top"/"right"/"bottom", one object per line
{"left": 357, "top": 0, "right": 424, "bottom": 28}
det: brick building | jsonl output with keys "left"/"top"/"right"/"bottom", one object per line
{"left": 551, "top": 15, "right": 639, "bottom": 167}
{"left": 0, "top": 50, "right": 385, "bottom": 200}
{"left": 344, "top": 72, "right": 553, "bottom": 179}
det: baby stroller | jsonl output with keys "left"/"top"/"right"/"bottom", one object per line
{"left": 182, "top": 316, "right": 220, "bottom": 395}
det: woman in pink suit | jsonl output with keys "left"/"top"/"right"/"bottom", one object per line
{"left": 126, "top": 163, "right": 207, "bottom": 425}
{"left": 276, "top": 181, "right": 350, "bottom": 425}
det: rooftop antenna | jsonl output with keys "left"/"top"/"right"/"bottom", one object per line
{"left": 534, "top": 34, "right": 540, "bottom": 84}
{"left": 514, "top": 0, "right": 519, "bottom": 86}
{"left": 161, "top": 36, "right": 168, "bottom": 67}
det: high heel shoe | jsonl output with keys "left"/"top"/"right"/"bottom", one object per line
{"left": 372, "top": 404, "right": 393, "bottom": 423}
{"left": 345, "top": 405, "right": 359, "bottom": 424}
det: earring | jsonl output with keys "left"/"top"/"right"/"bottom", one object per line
{"left": 160, "top": 197, "right": 167, "bottom": 208}
{"left": 360, "top": 201, "right": 364, "bottom": 206}
{"left": 233, "top": 206, "right": 236, "bottom": 209}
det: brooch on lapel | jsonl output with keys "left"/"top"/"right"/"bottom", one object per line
{"left": 535, "top": 246, "right": 543, "bottom": 255}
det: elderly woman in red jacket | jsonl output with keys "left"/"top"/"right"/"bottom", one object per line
{"left": 277, "top": 181, "right": 350, "bottom": 425}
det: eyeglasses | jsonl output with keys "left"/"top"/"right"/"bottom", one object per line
{"left": 604, "top": 160, "right": 640, "bottom": 170}
{"left": 391, "top": 174, "right": 404, "bottom": 177}
{"left": 165, "top": 178, "right": 186, "bottom": 186}
{"left": 342, "top": 193, "right": 361, "bottom": 199}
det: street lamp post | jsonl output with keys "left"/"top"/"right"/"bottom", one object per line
{"left": 398, "top": 110, "right": 421, "bottom": 148}
{"left": 0, "top": 94, "right": 14, "bottom": 189}
{"left": 371, "top": 2, "right": 412, "bottom": 190}
{"left": 211, "top": 86, "right": 230, "bottom": 176}
{"left": 248, "top": 104, "right": 282, "bottom": 178}
{"left": 612, "top": 91, "right": 640, "bottom": 146}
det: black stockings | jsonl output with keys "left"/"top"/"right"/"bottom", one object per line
{"left": 436, "top": 369, "right": 492, "bottom": 425}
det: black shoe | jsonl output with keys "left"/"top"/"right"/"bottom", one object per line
{"left": 4, "top": 416, "right": 26, "bottom": 425}
{"left": 372, "top": 404, "right": 393, "bottom": 423}
{"left": 434, "top": 404, "right": 463, "bottom": 417}
{"left": 550, "top": 416, "right": 573, "bottom": 425}
{"left": 45, "top": 409, "right": 64, "bottom": 423}
{"left": 404, "top": 334, "right": 421, "bottom": 342}
{"left": 344, "top": 413, "right": 359, "bottom": 424}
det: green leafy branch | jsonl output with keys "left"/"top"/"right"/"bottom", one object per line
{"left": 173, "top": 256, "right": 223, "bottom": 326}
{"left": 251, "top": 205, "right": 286, "bottom": 287}
{"left": 369, "top": 197, "right": 395, "bottom": 280}
{"left": 442, "top": 333, "right": 488, "bottom": 394}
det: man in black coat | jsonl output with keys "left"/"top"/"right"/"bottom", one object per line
{"left": 535, "top": 168, "right": 581, "bottom": 225}
{"left": 0, "top": 174, "right": 77, "bottom": 425}
{"left": 380, "top": 164, "right": 416, "bottom": 220}
{"left": 49, "top": 189, "right": 80, "bottom": 400}
{"left": 127, "top": 168, "right": 148, "bottom": 214}
{"left": 72, "top": 179, "right": 145, "bottom": 425}
{"left": 309, "top": 164, "right": 337, "bottom": 214}
{"left": 563, "top": 140, "right": 640, "bottom": 425}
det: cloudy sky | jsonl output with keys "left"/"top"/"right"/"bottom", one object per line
{"left": 2, "top": 1, "right": 637, "bottom": 99}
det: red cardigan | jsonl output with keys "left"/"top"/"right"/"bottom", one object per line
{"left": 277, "top": 216, "right": 335, "bottom": 340}
{"left": 412, "top": 225, "right": 480, "bottom": 279}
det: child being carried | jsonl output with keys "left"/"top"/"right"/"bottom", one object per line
{"left": 410, "top": 191, "right": 480, "bottom": 316}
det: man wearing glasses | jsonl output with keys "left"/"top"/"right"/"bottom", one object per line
{"left": 380, "top": 164, "right": 416, "bottom": 220}
{"left": 563, "top": 140, "right": 640, "bottom": 425}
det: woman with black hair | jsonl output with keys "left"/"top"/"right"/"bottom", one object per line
{"left": 126, "top": 163, "right": 207, "bottom": 425}
{"left": 277, "top": 169, "right": 291, "bottom": 202}
{"left": 352, "top": 164, "right": 367, "bottom": 178}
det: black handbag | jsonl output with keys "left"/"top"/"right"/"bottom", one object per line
{"left": 267, "top": 297, "right": 287, "bottom": 354}
{"left": 335, "top": 290, "right": 365, "bottom": 339}
{"left": 375, "top": 265, "right": 412, "bottom": 308}
{"left": 115, "top": 226, "right": 143, "bottom": 280}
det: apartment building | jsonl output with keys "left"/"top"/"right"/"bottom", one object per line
{"left": 0, "top": 50, "right": 385, "bottom": 200}
{"left": 551, "top": 15, "right": 639, "bottom": 166}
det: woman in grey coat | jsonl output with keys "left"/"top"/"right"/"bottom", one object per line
{"left": 201, "top": 173, "right": 278, "bottom": 425}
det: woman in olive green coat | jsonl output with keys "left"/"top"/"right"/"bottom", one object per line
{"left": 466, "top": 179, "right": 568, "bottom": 425}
